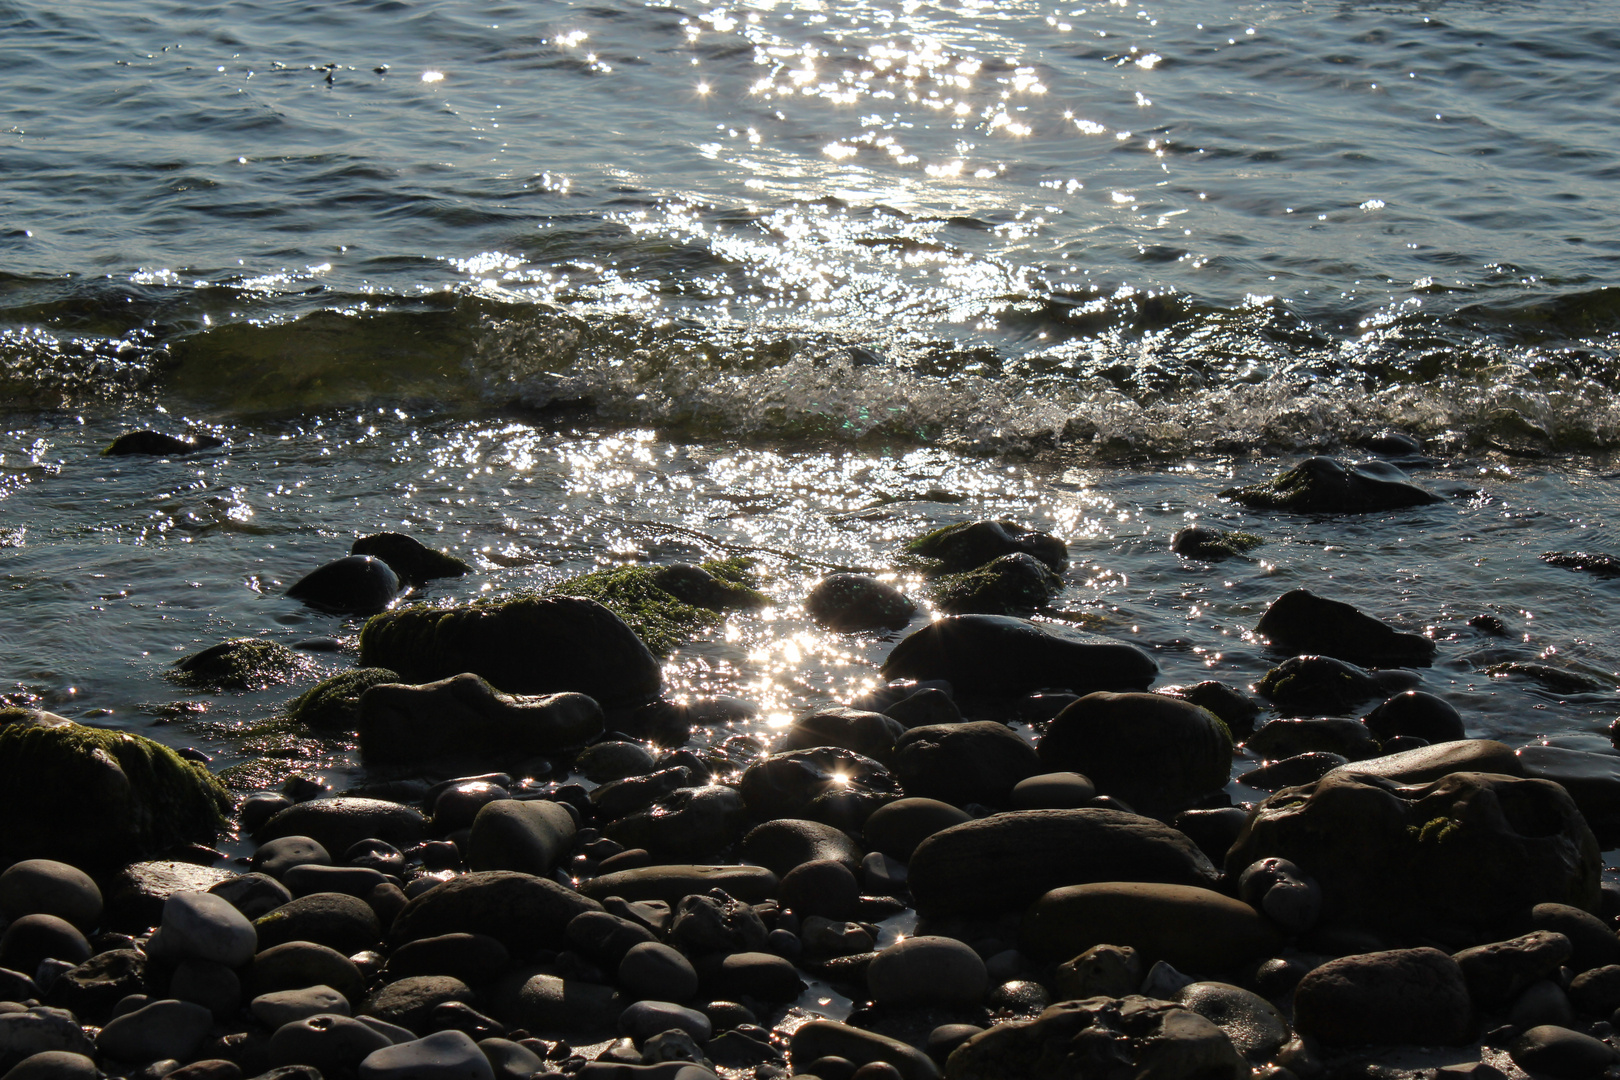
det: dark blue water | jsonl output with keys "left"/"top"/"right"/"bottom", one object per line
{"left": 1, "top": 0, "right": 1617, "bottom": 792}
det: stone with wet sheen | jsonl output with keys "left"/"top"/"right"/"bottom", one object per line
{"left": 883, "top": 615, "right": 1157, "bottom": 697}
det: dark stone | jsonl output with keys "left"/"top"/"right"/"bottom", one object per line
{"left": 1170, "top": 527, "right": 1264, "bottom": 561}
{"left": 350, "top": 532, "right": 472, "bottom": 584}
{"left": 1238, "top": 752, "right": 1348, "bottom": 791}
{"left": 358, "top": 674, "right": 603, "bottom": 765}
{"left": 604, "top": 784, "right": 750, "bottom": 862}
{"left": 577, "top": 864, "right": 777, "bottom": 907}
{"left": 739, "top": 748, "right": 901, "bottom": 832}
{"left": 780, "top": 860, "right": 861, "bottom": 923}
{"left": 103, "top": 430, "right": 224, "bottom": 456}
{"left": 1038, "top": 692, "right": 1233, "bottom": 815}
{"left": 171, "top": 639, "right": 315, "bottom": 691}
{"left": 882, "top": 616, "right": 1155, "bottom": 697}
{"left": 1293, "top": 947, "right": 1471, "bottom": 1046}
{"left": 1517, "top": 746, "right": 1620, "bottom": 847}
{"left": 884, "top": 687, "right": 963, "bottom": 729}
{"left": 358, "top": 595, "right": 663, "bottom": 708}
{"left": 929, "top": 552, "right": 1064, "bottom": 615}
{"left": 791, "top": 1020, "right": 941, "bottom": 1080}
{"left": 390, "top": 870, "right": 603, "bottom": 956}
{"left": 1226, "top": 770, "right": 1601, "bottom": 940}
{"left": 465, "top": 798, "right": 579, "bottom": 877}
{"left": 254, "top": 796, "right": 426, "bottom": 855}
{"left": 806, "top": 575, "right": 917, "bottom": 632}
{"left": 741, "top": 819, "right": 863, "bottom": 877}
{"left": 1453, "top": 931, "right": 1573, "bottom": 1008}
{"left": 863, "top": 798, "right": 973, "bottom": 863}
{"left": 566, "top": 911, "right": 657, "bottom": 968}
{"left": 891, "top": 721, "right": 1040, "bottom": 807}
{"left": 104, "top": 860, "right": 234, "bottom": 932}
{"left": 906, "top": 520, "right": 1068, "bottom": 573}
{"left": 1541, "top": 552, "right": 1620, "bottom": 578}
{"left": 908, "top": 808, "right": 1218, "bottom": 917}
{"left": 1245, "top": 718, "right": 1382, "bottom": 762}
{"left": 1364, "top": 691, "right": 1465, "bottom": 744}
{"left": 779, "top": 708, "right": 907, "bottom": 763}
{"left": 285, "top": 668, "right": 401, "bottom": 732}
{"left": 1529, "top": 903, "right": 1620, "bottom": 974}
{"left": 286, "top": 555, "right": 401, "bottom": 616}
{"left": 1510, "top": 1024, "right": 1620, "bottom": 1078}
{"left": 0, "top": 913, "right": 90, "bottom": 975}
{"left": 1568, "top": 965, "right": 1620, "bottom": 1016}
{"left": 1255, "top": 656, "right": 1389, "bottom": 715}
{"left": 386, "top": 931, "right": 512, "bottom": 984}
{"left": 43, "top": 948, "right": 147, "bottom": 1024}
{"left": 1021, "top": 883, "right": 1281, "bottom": 969}
{"left": 254, "top": 891, "right": 384, "bottom": 955}
{"left": 1255, "top": 589, "right": 1436, "bottom": 668}
{"left": 1220, "top": 457, "right": 1442, "bottom": 514}
{"left": 1155, "top": 682, "right": 1262, "bottom": 741}
{"left": 362, "top": 974, "right": 476, "bottom": 1033}
{"left": 242, "top": 940, "right": 366, "bottom": 1003}
{"left": 1338, "top": 738, "right": 1524, "bottom": 784}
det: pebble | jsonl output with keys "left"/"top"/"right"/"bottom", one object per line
{"left": 618, "top": 942, "right": 699, "bottom": 1001}
{"left": 866, "top": 935, "right": 988, "bottom": 1008}
{"left": 251, "top": 985, "right": 351, "bottom": 1028}
{"left": 267, "top": 1013, "right": 394, "bottom": 1074}
{"left": 0, "top": 860, "right": 103, "bottom": 932}
{"left": 96, "top": 998, "right": 214, "bottom": 1063}
{"left": 148, "top": 891, "right": 258, "bottom": 968}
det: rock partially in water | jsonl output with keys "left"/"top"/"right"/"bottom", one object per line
{"left": 1155, "top": 682, "right": 1262, "bottom": 741}
{"left": 170, "top": 638, "right": 318, "bottom": 691}
{"left": 1255, "top": 588, "right": 1436, "bottom": 667}
{"left": 805, "top": 574, "right": 917, "bottom": 632}
{"left": 359, "top": 594, "right": 662, "bottom": 708}
{"left": 287, "top": 554, "right": 402, "bottom": 616}
{"left": 1255, "top": 655, "right": 1390, "bottom": 715}
{"left": 1220, "top": 456, "right": 1443, "bottom": 513}
{"left": 739, "top": 747, "right": 902, "bottom": 833}
{"left": 285, "top": 667, "right": 401, "bottom": 731}
{"left": 0, "top": 711, "right": 230, "bottom": 871}
{"left": 356, "top": 672, "right": 603, "bottom": 764}
{"left": 928, "top": 553, "right": 1064, "bottom": 615}
{"left": 1170, "top": 527, "right": 1264, "bottom": 561}
{"left": 1516, "top": 745, "right": 1620, "bottom": 847}
{"left": 553, "top": 559, "right": 765, "bottom": 655}
{"left": 907, "top": 808, "right": 1218, "bottom": 917}
{"left": 102, "top": 430, "right": 224, "bottom": 456}
{"left": 1226, "top": 769, "right": 1600, "bottom": 941}
{"left": 882, "top": 615, "right": 1157, "bottom": 697}
{"left": 350, "top": 531, "right": 472, "bottom": 585}
{"left": 946, "top": 996, "right": 1247, "bottom": 1080}
{"left": 1038, "top": 692, "right": 1233, "bottom": 815}
{"left": 1364, "top": 690, "right": 1465, "bottom": 744}
{"left": 905, "top": 519, "right": 1069, "bottom": 573}
{"left": 1540, "top": 551, "right": 1620, "bottom": 578}
{"left": 1245, "top": 717, "right": 1382, "bottom": 762}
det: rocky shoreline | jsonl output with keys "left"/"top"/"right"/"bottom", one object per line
{"left": 1, "top": 449, "right": 1619, "bottom": 1080}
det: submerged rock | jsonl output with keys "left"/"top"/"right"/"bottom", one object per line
{"left": 1170, "top": 527, "right": 1264, "bottom": 561}
{"left": 102, "top": 430, "right": 224, "bottom": 456}
{"left": 358, "top": 594, "right": 662, "bottom": 708}
{"left": 905, "top": 519, "right": 1069, "bottom": 573}
{"left": 882, "top": 615, "right": 1157, "bottom": 696}
{"left": 1540, "top": 551, "right": 1620, "bottom": 578}
{"left": 0, "top": 711, "right": 230, "bottom": 870}
{"left": 929, "top": 552, "right": 1064, "bottom": 615}
{"left": 1221, "top": 456, "right": 1442, "bottom": 513}
{"left": 287, "top": 554, "right": 402, "bottom": 616}
{"left": 350, "top": 531, "right": 473, "bottom": 584}
{"left": 1226, "top": 769, "right": 1601, "bottom": 940}
{"left": 170, "top": 637, "right": 318, "bottom": 691}
{"left": 1255, "top": 588, "right": 1436, "bottom": 667}
{"left": 805, "top": 574, "right": 917, "bottom": 632}
{"left": 1039, "top": 693, "right": 1233, "bottom": 815}
{"left": 356, "top": 672, "right": 603, "bottom": 764}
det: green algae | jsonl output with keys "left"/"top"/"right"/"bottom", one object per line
{"left": 903, "top": 520, "right": 1069, "bottom": 575}
{"left": 551, "top": 558, "right": 766, "bottom": 655}
{"left": 286, "top": 667, "right": 401, "bottom": 731}
{"left": 170, "top": 637, "right": 320, "bottom": 691}
{"left": 928, "top": 553, "right": 1063, "bottom": 615}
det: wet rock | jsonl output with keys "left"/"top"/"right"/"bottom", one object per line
{"left": 255, "top": 892, "right": 383, "bottom": 955}
{"left": 1453, "top": 931, "right": 1573, "bottom": 1008}
{"left": 1255, "top": 589, "right": 1436, "bottom": 667}
{"left": 1054, "top": 944, "right": 1143, "bottom": 1000}
{"left": 464, "top": 798, "right": 577, "bottom": 877}
{"left": 779, "top": 860, "right": 861, "bottom": 922}
{"left": 1540, "top": 551, "right": 1620, "bottom": 578}
{"left": 619, "top": 944, "right": 699, "bottom": 1002}
{"left": 358, "top": 673, "right": 603, "bottom": 765}
{"left": 669, "top": 892, "right": 769, "bottom": 955}
{"left": 909, "top": 808, "right": 1218, "bottom": 917}
{"left": 254, "top": 835, "right": 333, "bottom": 880}
{"left": 698, "top": 950, "right": 804, "bottom": 1001}
{"left": 791, "top": 1020, "right": 941, "bottom": 1080}
{"left": 285, "top": 668, "right": 402, "bottom": 732}
{"left": 282, "top": 863, "right": 389, "bottom": 900}
{"left": 171, "top": 638, "right": 317, "bottom": 691}
{"left": 1510, "top": 1024, "right": 1620, "bottom": 1078}
{"left": 1227, "top": 770, "right": 1599, "bottom": 940}
{"left": 1255, "top": 656, "right": 1389, "bottom": 715}
{"left": 1220, "top": 456, "right": 1442, "bottom": 514}
{"left": 741, "top": 818, "right": 863, "bottom": 877}
{"left": 0, "top": 712, "right": 231, "bottom": 870}
{"left": 1156, "top": 682, "right": 1262, "bottom": 741}
{"left": 350, "top": 532, "right": 472, "bottom": 585}
{"left": 1170, "top": 527, "right": 1264, "bottom": 562}
{"left": 1246, "top": 718, "right": 1382, "bottom": 762}
{"left": 0, "top": 859, "right": 103, "bottom": 932}
{"left": 905, "top": 520, "right": 1068, "bottom": 574}
{"left": 1238, "top": 752, "right": 1347, "bottom": 791}
{"left": 593, "top": 766, "right": 695, "bottom": 820}
{"left": 867, "top": 936, "right": 987, "bottom": 1008}
{"left": 1364, "top": 691, "right": 1465, "bottom": 744}
{"left": 103, "top": 430, "right": 224, "bottom": 456}
{"left": 1517, "top": 745, "right": 1620, "bottom": 846}
{"left": 946, "top": 996, "right": 1247, "bottom": 1080}
{"left": 578, "top": 865, "right": 777, "bottom": 906}
{"left": 1338, "top": 739, "right": 1523, "bottom": 784}
{"left": 359, "top": 594, "right": 663, "bottom": 708}
{"left": 1171, "top": 807, "right": 1249, "bottom": 867}
{"left": 1038, "top": 692, "right": 1233, "bottom": 815}
{"left": 806, "top": 575, "right": 917, "bottom": 632}
{"left": 0, "top": 1005, "right": 96, "bottom": 1060}
{"left": 739, "top": 748, "right": 901, "bottom": 832}
{"left": 1481, "top": 661, "right": 1608, "bottom": 694}
{"left": 498, "top": 973, "right": 620, "bottom": 1039}
{"left": 882, "top": 616, "right": 1156, "bottom": 696}
{"left": 1292, "top": 948, "right": 1471, "bottom": 1046}
{"left": 779, "top": 708, "right": 907, "bottom": 763}
{"left": 606, "top": 785, "right": 750, "bottom": 862}
{"left": 883, "top": 686, "right": 963, "bottom": 729}
{"left": 391, "top": 871, "right": 602, "bottom": 956}
{"left": 619, "top": 999, "right": 710, "bottom": 1043}
{"left": 891, "top": 721, "right": 1040, "bottom": 806}
{"left": 929, "top": 552, "right": 1064, "bottom": 615}
{"left": 287, "top": 555, "right": 402, "bottom": 616}
{"left": 1172, "top": 982, "right": 1290, "bottom": 1058}
{"left": 103, "top": 860, "right": 235, "bottom": 932}
{"left": 1021, "top": 883, "right": 1281, "bottom": 970}
{"left": 1236, "top": 858, "right": 1321, "bottom": 934}
{"left": 1009, "top": 772, "right": 1097, "bottom": 810}
{"left": 255, "top": 797, "right": 426, "bottom": 855}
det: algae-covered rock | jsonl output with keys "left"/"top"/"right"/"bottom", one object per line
{"left": 170, "top": 637, "right": 319, "bottom": 691}
{"left": 285, "top": 667, "right": 401, "bottom": 731}
{"left": 882, "top": 615, "right": 1157, "bottom": 697}
{"left": 1255, "top": 655, "right": 1386, "bottom": 715}
{"left": 0, "top": 710, "right": 230, "bottom": 870}
{"left": 930, "top": 552, "right": 1064, "bottom": 615}
{"left": 1170, "top": 527, "right": 1264, "bottom": 561}
{"left": 351, "top": 532, "right": 472, "bottom": 584}
{"left": 358, "top": 594, "right": 661, "bottom": 707}
{"left": 1220, "top": 456, "right": 1442, "bottom": 514}
{"left": 549, "top": 558, "right": 765, "bottom": 655}
{"left": 906, "top": 519, "right": 1068, "bottom": 573}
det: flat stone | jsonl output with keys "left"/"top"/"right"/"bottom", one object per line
{"left": 0, "top": 1051, "right": 100, "bottom": 1080}
{"left": 579, "top": 865, "right": 778, "bottom": 907}
{"left": 1292, "top": 947, "right": 1471, "bottom": 1046}
{"left": 104, "top": 861, "right": 234, "bottom": 932}
{"left": 358, "top": 1029, "right": 496, "bottom": 1079}
{"left": 362, "top": 975, "right": 477, "bottom": 1033}
{"left": 881, "top": 615, "right": 1156, "bottom": 697}
{"left": 0, "top": 1006, "right": 95, "bottom": 1059}
{"left": 1021, "top": 882, "right": 1281, "bottom": 971}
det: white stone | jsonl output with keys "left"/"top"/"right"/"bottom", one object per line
{"left": 151, "top": 890, "right": 257, "bottom": 968}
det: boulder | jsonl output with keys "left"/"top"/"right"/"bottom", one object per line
{"left": 0, "top": 712, "right": 230, "bottom": 871}
{"left": 905, "top": 520, "right": 1068, "bottom": 573}
{"left": 1292, "top": 947, "right": 1471, "bottom": 1046}
{"left": 909, "top": 809, "right": 1218, "bottom": 917}
{"left": 390, "top": 871, "right": 601, "bottom": 956}
{"left": 882, "top": 616, "right": 1155, "bottom": 696}
{"left": 1021, "top": 883, "right": 1281, "bottom": 971}
{"left": 358, "top": 594, "right": 662, "bottom": 708}
{"left": 286, "top": 668, "right": 403, "bottom": 732}
{"left": 287, "top": 555, "right": 402, "bottom": 616}
{"left": 805, "top": 575, "right": 917, "bottom": 632}
{"left": 1219, "top": 457, "right": 1442, "bottom": 514}
{"left": 891, "top": 721, "right": 1041, "bottom": 806}
{"left": 350, "top": 532, "right": 472, "bottom": 585}
{"left": 929, "top": 553, "right": 1063, "bottom": 615}
{"left": 1038, "top": 693, "right": 1232, "bottom": 815}
{"left": 945, "top": 996, "right": 1247, "bottom": 1080}
{"left": 358, "top": 673, "right": 603, "bottom": 764}
{"left": 1255, "top": 589, "right": 1436, "bottom": 667}
{"left": 1226, "top": 770, "right": 1600, "bottom": 940}
{"left": 738, "top": 748, "right": 901, "bottom": 832}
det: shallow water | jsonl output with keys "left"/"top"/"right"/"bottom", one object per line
{"left": 1, "top": 0, "right": 1618, "bottom": 816}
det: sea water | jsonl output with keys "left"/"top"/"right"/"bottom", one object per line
{"left": 1, "top": 0, "right": 1617, "bottom": 794}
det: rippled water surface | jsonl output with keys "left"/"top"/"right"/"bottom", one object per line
{"left": 1, "top": 0, "right": 1618, "bottom": 792}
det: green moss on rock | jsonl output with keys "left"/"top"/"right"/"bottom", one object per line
{"left": 286, "top": 667, "right": 401, "bottom": 731}
{"left": 904, "top": 520, "right": 1069, "bottom": 575}
{"left": 929, "top": 552, "right": 1063, "bottom": 615}
{"left": 170, "top": 638, "right": 319, "bottom": 691}
{"left": 553, "top": 558, "right": 767, "bottom": 655}
{"left": 0, "top": 710, "right": 231, "bottom": 869}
